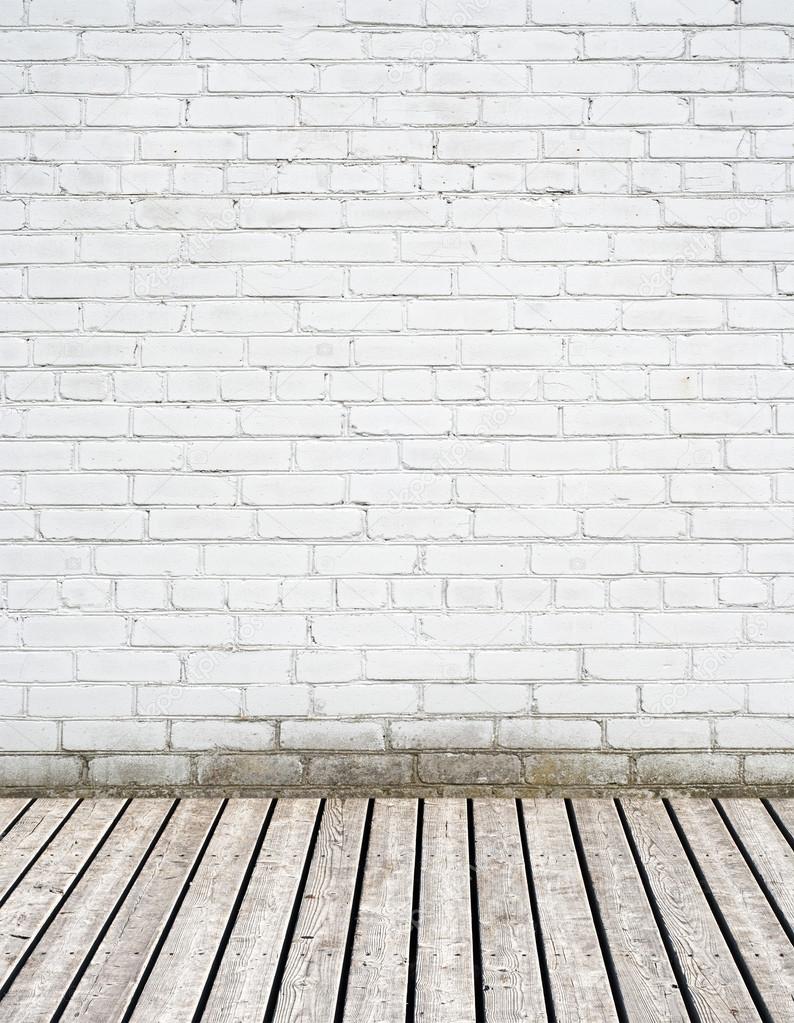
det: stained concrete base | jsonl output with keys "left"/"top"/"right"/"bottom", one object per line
{"left": 1, "top": 750, "right": 793, "bottom": 796}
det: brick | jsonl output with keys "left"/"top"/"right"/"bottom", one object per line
{"left": 88, "top": 754, "right": 191, "bottom": 787}
{"left": 281, "top": 720, "right": 384, "bottom": 750}
{"left": 717, "top": 718, "right": 794, "bottom": 749}
{"left": 197, "top": 753, "right": 302, "bottom": 787}
{"left": 417, "top": 753, "right": 520, "bottom": 785}
{"left": 305, "top": 753, "right": 412, "bottom": 787}
{"left": 171, "top": 721, "right": 276, "bottom": 751}
{"left": 635, "top": 753, "right": 739, "bottom": 785}
{"left": 524, "top": 752, "right": 630, "bottom": 786}
{"left": 0, "top": 754, "right": 82, "bottom": 788}
{"left": 391, "top": 719, "right": 493, "bottom": 749}
{"left": 1, "top": 5, "right": 792, "bottom": 786}
{"left": 500, "top": 719, "right": 601, "bottom": 749}
{"left": 63, "top": 720, "right": 166, "bottom": 752}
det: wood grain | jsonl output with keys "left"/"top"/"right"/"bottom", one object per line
{"left": 473, "top": 799, "right": 546, "bottom": 1023}
{"left": 0, "top": 801, "right": 31, "bottom": 840}
{"left": 0, "top": 797, "right": 786, "bottom": 1023}
{"left": 271, "top": 798, "right": 369, "bottom": 1023}
{"left": 520, "top": 799, "right": 619, "bottom": 1023}
{"left": 414, "top": 799, "right": 476, "bottom": 1023}
{"left": 671, "top": 798, "right": 794, "bottom": 1020}
{"left": 0, "top": 799, "right": 173, "bottom": 1023}
{"left": 0, "top": 798, "right": 78, "bottom": 903}
{"left": 61, "top": 799, "right": 222, "bottom": 1022}
{"left": 129, "top": 799, "right": 269, "bottom": 1022}
{"left": 201, "top": 798, "right": 321, "bottom": 1023}
{"left": 0, "top": 799, "right": 125, "bottom": 994}
{"left": 722, "top": 798, "right": 794, "bottom": 925}
{"left": 621, "top": 798, "right": 762, "bottom": 1023}
{"left": 342, "top": 798, "right": 417, "bottom": 1023}
{"left": 573, "top": 799, "right": 689, "bottom": 1022}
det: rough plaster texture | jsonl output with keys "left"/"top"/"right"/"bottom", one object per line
{"left": 1, "top": 0, "right": 794, "bottom": 791}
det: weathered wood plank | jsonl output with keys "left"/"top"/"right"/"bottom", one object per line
{"left": 572, "top": 799, "right": 689, "bottom": 1022}
{"left": 0, "top": 799, "right": 173, "bottom": 1023}
{"left": 342, "top": 798, "right": 417, "bottom": 1023}
{"left": 473, "top": 799, "right": 546, "bottom": 1023}
{"left": 520, "top": 799, "right": 619, "bottom": 1023}
{"left": 0, "top": 801, "right": 32, "bottom": 840}
{"left": 767, "top": 798, "right": 794, "bottom": 871}
{"left": 769, "top": 799, "right": 794, "bottom": 828}
{"left": 61, "top": 799, "right": 222, "bottom": 1022}
{"left": 414, "top": 799, "right": 476, "bottom": 1023}
{"left": 0, "top": 799, "right": 78, "bottom": 903}
{"left": 671, "top": 798, "right": 794, "bottom": 1019}
{"left": 129, "top": 799, "right": 270, "bottom": 1022}
{"left": 721, "top": 798, "right": 794, "bottom": 926}
{"left": 201, "top": 798, "right": 321, "bottom": 1023}
{"left": 270, "top": 799, "right": 368, "bottom": 1023}
{"left": 0, "top": 799, "right": 125, "bottom": 995}
{"left": 621, "top": 798, "right": 762, "bottom": 1023}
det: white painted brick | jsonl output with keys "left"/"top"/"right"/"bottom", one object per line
{"left": 23, "top": 615, "right": 125, "bottom": 648}
{"left": 717, "top": 718, "right": 794, "bottom": 750}
{"left": 281, "top": 720, "right": 384, "bottom": 750}
{"left": 639, "top": 612, "right": 742, "bottom": 645}
{"left": 369, "top": 508, "right": 469, "bottom": 540}
{"left": 171, "top": 720, "right": 275, "bottom": 751}
{"left": 691, "top": 29, "right": 789, "bottom": 59}
{"left": 296, "top": 651, "right": 360, "bottom": 682}
{"left": 0, "top": 721, "right": 58, "bottom": 752}
{"left": 314, "top": 684, "right": 417, "bottom": 716}
{"left": 313, "top": 544, "right": 414, "bottom": 575}
{"left": 0, "top": 652, "right": 72, "bottom": 683}
{"left": 391, "top": 719, "right": 492, "bottom": 749}
{"left": 185, "top": 650, "right": 291, "bottom": 684}
{"left": 608, "top": 718, "right": 710, "bottom": 749}
{"left": 536, "top": 683, "right": 636, "bottom": 715}
{"left": 227, "top": 579, "right": 282, "bottom": 610}
{"left": 533, "top": 613, "right": 634, "bottom": 645}
{"left": 392, "top": 579, "right": 444, "bottom": 610}
{"left": 664, "top": 578, "right": 715, "bottom": 610}
{"left": 500, "top": 718, "right": 601, "bottom": 749}
{"left": 246, "top": 685, "right": 311, "bottom": 717}
{"left": 0, "top": 6, "right": 791, "bottom": 780}
{"left": 368, "top": 649, "right": 469, "bottom": 681}
{"left": 311, "top": 613, "right": 413, "bottom": 647}
{"left": 132, "top": 615, "right": 234, "bottom": 648}
{"left": 642, "top": 682, "right": 744, "bottom": 715}
{"left": 425, "top": 683, "right": 526, "bottom": 715}
{"left": 29, "top": 684, "right": 131, "bottom": 717}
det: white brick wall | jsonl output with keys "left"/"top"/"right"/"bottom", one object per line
{"left": 1, "top": 0, "right": 794, "bottom": 791}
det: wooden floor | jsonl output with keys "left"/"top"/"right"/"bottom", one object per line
{"left": 0, "top": 799, "right": 793, "bottom": 1021}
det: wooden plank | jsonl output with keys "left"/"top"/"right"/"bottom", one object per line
{"left": 414, "top": 799, "right": 476, "bottom": 1023}
{"left": 0, "top": 799, "right": 174, "bottom": 1023}
{"left": 769, "top": 798, "right": 794, "bottom": 838}
{"left": 721, "top": 798, "right": 794, "bottom": 925}
{"left": 271, "top": 798, "right": 369, "bottom": 1023}
{"left": 128, "top": 798, "right": 270, "bottom": 1022}
{"left": 473, "top": 799, "right": 547, "bottom": 1023}
{"left": 201, "top": 798, "right": 321, "bottom": 1023}
{"left": 520, "top": 799, "right": 618, "bottom": 1023}
{"left": 61, "top": 799, "right": 222, "bottom": 1022}
{"left": 0, "top": 799, "right": 78, "bottom": 903}
{"left": 0, "top": 799, "right": 125, "bottom": 994}
{"left": 766, "top": 798, "right": 794, "bottom": 893}
{"left": 621, "top": 799, "right": 761, "bottom": 1023}
{"left": 0, "top": 801, "right": 32, "bottom": 839}
{"left": 342, "top": 798, "right": 417, "bottom": 1023}
{"left": 572, "top": 799, "right": 689, "bottom": 1022}
{"left": 670, "top": 798, "right": 794, "bottom": 1019}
